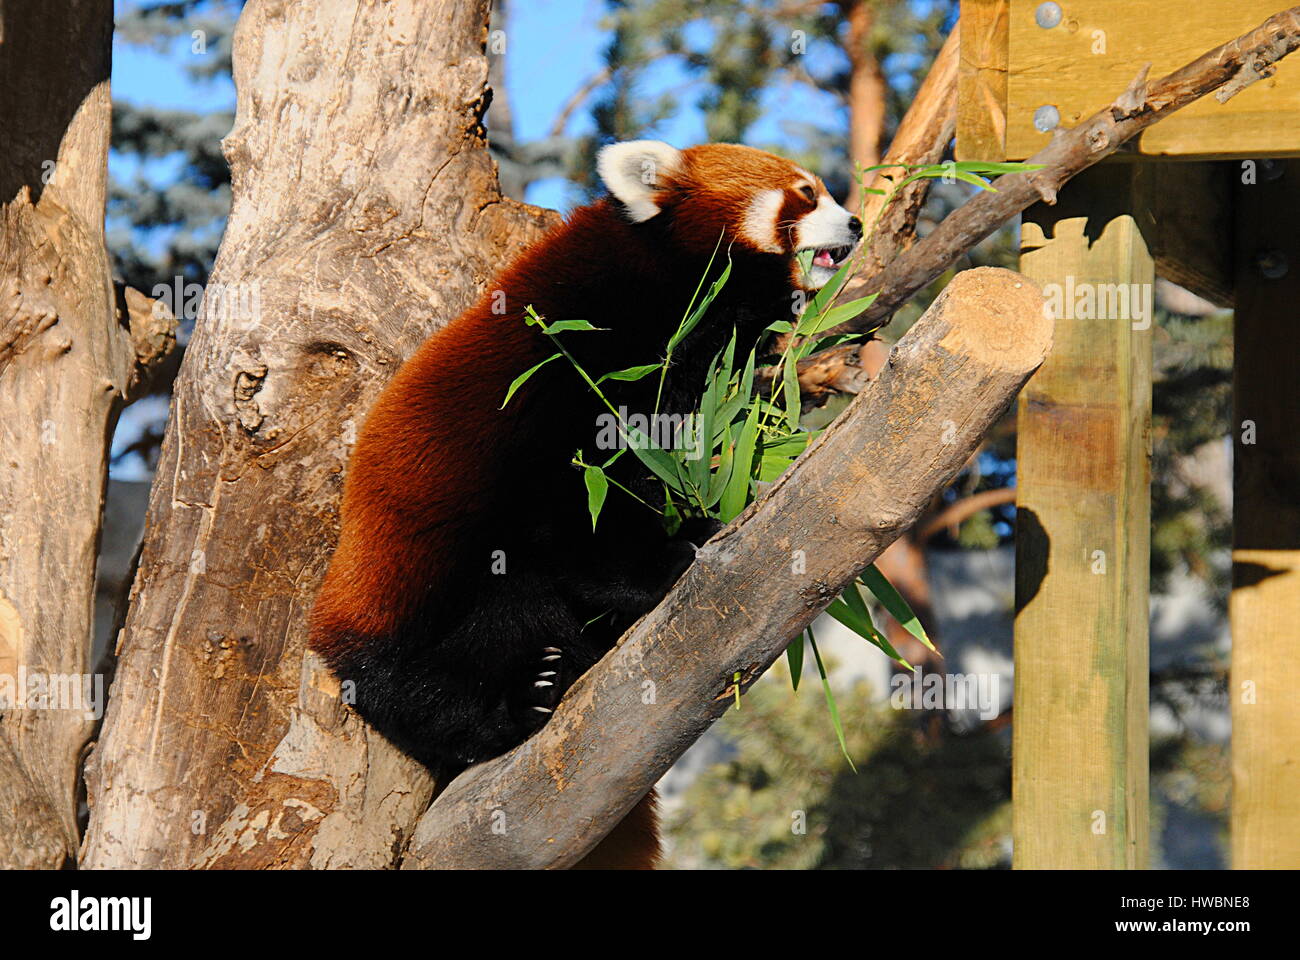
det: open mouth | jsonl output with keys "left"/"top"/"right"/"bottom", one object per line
{"left": 808, "top": 244, "right": 854, "bottom": 269}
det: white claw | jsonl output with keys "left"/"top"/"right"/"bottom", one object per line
{"left": 538, "top": 671, "right": 557, "bottom": 678}
{"left": 534, "top": 680, "right": 553, "bottom": 688}
{"left": 532, "top": 706, "right": 553, "bottom": 714}
{"left": 542, "top": 654, "right": 561, "bottom": 662}
{"left": 542, "top": 647, "right": 562, "bottom": 654}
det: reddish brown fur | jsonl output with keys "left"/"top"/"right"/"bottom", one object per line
{"left": 573, "top": 791, "right": 660, "bottom": 870}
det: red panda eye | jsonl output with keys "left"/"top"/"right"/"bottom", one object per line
{"left": 798, "top": 184, "right": 817, "bottom": 203}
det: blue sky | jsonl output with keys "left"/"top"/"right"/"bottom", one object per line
{"left": 110, "top": 0, "right": 856, "bottom": 212}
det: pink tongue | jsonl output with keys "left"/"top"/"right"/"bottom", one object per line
{"left": 813, "top": 249, "right": 835, "bottom": 268}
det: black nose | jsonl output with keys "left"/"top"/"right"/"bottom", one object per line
{"left": 847, "top": 216, "right": 862, "bottom": 237}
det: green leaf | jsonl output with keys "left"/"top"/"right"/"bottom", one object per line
{"left": 952, "top": 160, "right": 1046, "bottom": 175}
{"left": 760, "top": 432, "right": 813, "bottom": 458}
{"left": 738, "top": 347, "right": 756, "bottom": 403}
{"left": 538, "top": 318, "right": 604, "bottom": 334}
{"left": 808, "top": 627, "right": 856, "bottom": 772}
{"left": 598, "top": 363, "right": 661, "bottom": 384}
{"left": 758, "top": 453, "right": 795, "bottom": 482}
{"left": 786, "top": 632, "right": 804, "bottom": 691}
{"left": 691, "top": 361, "right": 719, "bottom": 495}
{"left": 669, "top": 251, "right": 732, "bottom": 355}
{"left": 860, "top": 563, "right": 938, "bottom": 653}
{"left": 719, "top": 403, "right": 760, "bottom": 521}
{"left": 799, "top": 294, "right": 879, "bottom": 341}
{"left": 583, "top": 465, "right": 608, "bottom": 532}
{"left": 782, "top": 348, "right": 800, "bottom": 431}
{"left": 500, "top": 352, "right": 561, "bottom": 408}
{"left": 707, "top": 422, "right": 736, "bottom": 509}
{"left": 803, "top": 255, "right": 858, "bottom": 318}
{"left": 824, "top": 592, "right": 913, "bottom": 670}
{"left": 720, "top": 328, "right": 737, "bottom": 385}
{"left": 624, "top": 426, "right": 687, "bottom": 494}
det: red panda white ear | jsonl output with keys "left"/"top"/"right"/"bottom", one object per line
{"left": 596, "top": 140, "right": 682, "bottom": 222}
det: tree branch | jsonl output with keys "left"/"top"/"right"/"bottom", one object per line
{"left": 824, "top": 5, "right": 1300, "bottom": 339}
{"left": 782, "top": 6, "right": 1300, "bottom": 398}
{"left": 770, "top": 19, "right": 959, "bottom": 356}
{"left": 401, "top": 266, "right": 1052, "bottom": 869}
{"left": 917, "top": 485, "right": 1016, "bottom": 542}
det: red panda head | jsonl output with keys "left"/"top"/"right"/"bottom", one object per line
{"left": 596, "top": 140, "right": 862, "bottom": 291}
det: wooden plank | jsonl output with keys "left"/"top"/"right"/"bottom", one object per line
{"left": 1136, "top": 161, "right": 1235, "bottom": 308}
{"left": 1014, "top": 163, "right": 1152, "bottom": 869}
{"left": 1231, "top": 159, "right": 1300, "bottom": 869}
{"left": 1006, "top": 0, "right": 1300, "bottom": 160}
{"left": 957, "top": 0, "right": 1010, "bottom": 161}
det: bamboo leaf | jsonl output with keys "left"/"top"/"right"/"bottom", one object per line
{"left": 669, "top": 256, "right": 732, "bottom": 354}
{"left": 624, "top": 429, "right": 687, "bottom": 494}
{"left": 801, "top": 294, "right": 879, "bottom": 339}
{"left": 782, "top": 348, "right": 800, "bottom": 431}
{"left": 583, "top": 465, "right": 608, "bottom": 532}
{"left": 598, "top": 363, "right": 662, "bottom": 383}
{"left": 786, "top": 632, "right": 804, "bottom": 691}
{"left": 860, "top": 563, "right": 938, "bottom": 653}
{"left": 538, "top": 318, "right": 604, "bottom": 334}
{"left": 719, "top": 403, "right": 760, "bottom": 521}
{"left": 500, "top": 352, "right": 561, "bottom": 409}
{"left": 707, "top": 422, "right": 736, "bottom": 508}
{"left": 808, "top": 627, "right": 856, "bottom": 772}
{"left": 825, "top": 594, "right": 913, "bottom": 670}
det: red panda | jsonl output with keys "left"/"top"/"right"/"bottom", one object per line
{"left": 309, "top": 141, "right": 861, "bottom": 869}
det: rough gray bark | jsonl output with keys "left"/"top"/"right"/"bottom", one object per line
{"left": 402, "top": 267, "right": 1052, "bottom": 870}
{"left": 0, "top": 0, "right": 174, "bottom": 869}
{"left": 79, "top": 0, "right": 558, "bottom": 869}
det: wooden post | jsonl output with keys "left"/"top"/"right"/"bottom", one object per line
{"left": 1231, "top": 158, "right": 1300, "bottom": 869}
{"left": 1014, "top": 163, "right": 1152, "bottom": 869}
{"left": 956, "top": 0, "right": 1009, "bottom": 162}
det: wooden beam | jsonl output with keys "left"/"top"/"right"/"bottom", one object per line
{"left": 1230, "top": 158, "right": 1300, "bottom": 869}
{"left": 1136, "top": 161, "right": 1235, "bottom": 308}
{"left": 1014, "top": 163, "right": 1152, "bottom": 869}
{"left": 1006, "top": 1, "right": 1300, "bottom": 160}
{"left": 957, "top": 0, "right": 1009, "bottom": 161}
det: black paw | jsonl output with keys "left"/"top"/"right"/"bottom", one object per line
{"left": 513, "top": 645, "right": 564, "bottom": 734}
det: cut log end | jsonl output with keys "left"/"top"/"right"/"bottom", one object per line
{"left": 932, "top": 267, "right": 1052, "bottom": 372}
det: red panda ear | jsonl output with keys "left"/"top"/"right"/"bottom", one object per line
{"left": 596, "top": 140, "right": 683, "bottom": 223}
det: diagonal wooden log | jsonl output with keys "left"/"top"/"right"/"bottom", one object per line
{"left": 401, "top": 266, "right": 1051, "bottom": 870}
{"left": 787, "top": 6, "right": 1300, "bottom": 398}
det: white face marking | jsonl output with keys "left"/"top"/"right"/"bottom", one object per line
{"left": 796, "top": 194, "right": 860, "bottom": 289}
{"left": 741, "top": 189, "right": 785, "bottom": 254}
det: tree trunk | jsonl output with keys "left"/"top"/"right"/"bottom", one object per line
{"left": 844, "top": 0, "right": 887, "bottom": 175}
{"left": 80, "top": 0, "right": 557, "bottom": 869}
{"left": 0, "top": 0, "right": 175, "bottom": 869}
